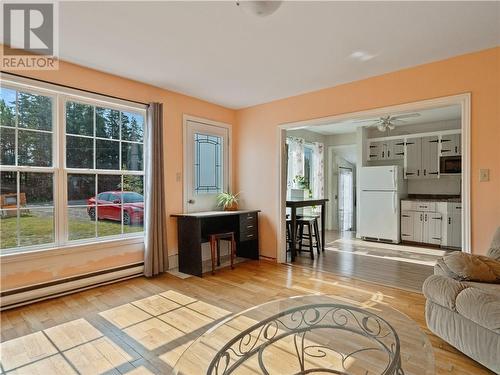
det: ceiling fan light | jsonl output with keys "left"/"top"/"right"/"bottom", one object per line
{"left": 377, "top": 124, "right": 386, "bottom": 132}
{"left": 388, "top": 124, "right": 396, "bottom": 130}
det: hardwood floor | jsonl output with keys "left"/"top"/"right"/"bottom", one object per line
{"left": 292, "top": 230, "right": 450, "bottom": 292}
{"left": 0, "top": 260, "right": 492, "bottom": 374}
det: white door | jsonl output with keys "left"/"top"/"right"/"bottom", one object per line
{"left": 338, "top": 167, "right": 354, "bottom": 231}
{"left": 184, "top": 119, "right": 229, "bottom": 212}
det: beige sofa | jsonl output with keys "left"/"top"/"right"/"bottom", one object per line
{"left": 423, "top": 228, "right": 500, "bottom": 373}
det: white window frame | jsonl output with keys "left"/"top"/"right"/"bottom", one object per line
{"left": 0, "top": 73, "right": 147, "bottom": 256}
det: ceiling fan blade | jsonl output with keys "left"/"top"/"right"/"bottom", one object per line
{"left": 391, "top": 113, "right": 421, "bottom": 120}
{"left": 353, "top": 118, "right": 381, "bottom": 123}
{"left": 388, "top": 123, "right": 396, "bottom": 130}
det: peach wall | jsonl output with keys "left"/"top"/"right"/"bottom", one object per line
{"left": 1, "top": 59, "right": 236, "bottom": 290}
{"left": 236, "top": 47, "right": 500, "bottom": 258}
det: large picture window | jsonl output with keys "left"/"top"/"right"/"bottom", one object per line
{"left": 0, "top": 80, "right": 146, "bottom": 254}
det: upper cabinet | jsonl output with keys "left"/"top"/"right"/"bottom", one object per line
{"left": 368, "top": 139, "right": 404, "bottom": 161}
{"left": 367, "top": 130, "right": 461, "bottom": 179}
{"left": 440, "top": 133, "right": 461, "bottom": 156}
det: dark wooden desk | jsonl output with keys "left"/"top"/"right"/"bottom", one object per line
{"left": 171, "top": 210, "right": 260, "bottom": 276}
{"left": 286, "top": 198, "right": 328, "bottom": 261}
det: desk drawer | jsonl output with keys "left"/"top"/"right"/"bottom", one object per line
{"left": 240, "top": 212, "right": 258, "bottom": 241}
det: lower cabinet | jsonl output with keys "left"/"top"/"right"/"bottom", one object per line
{"left": 401, "top": 201, "right": 461, "bottom": 248}
{"left": 402, "top": 210, "right": 442, "bottom": 245}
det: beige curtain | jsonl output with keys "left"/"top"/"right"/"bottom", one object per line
{"left": 144, "top": 103, "right": 168, "bottom": 277}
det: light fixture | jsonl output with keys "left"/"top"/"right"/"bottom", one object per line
{"left": 350, "top": 51, "right": 376, "bottom": 62}
{"left": 236, "top": 1, "right": 282, "bottom": 17}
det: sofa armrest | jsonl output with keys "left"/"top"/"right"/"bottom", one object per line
{"left": 423, "top": 274, "right": 467, "bottom": 311}
{"left": 433, "top": 252, "right": 500, "bottom": 283}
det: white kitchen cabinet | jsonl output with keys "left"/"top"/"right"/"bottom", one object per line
{"left": 440, "top": 133, "right": 461, "bottom": 156}
{"left": 412, "top": 211, "right": 424, "bottom": 243}
{"left": 424, "top": 211, "right": 443, "bottom": 245}
{"left": 404, "top": 137, "right": 421, "bottom": 178}
{"left": 421, "top": 136, "right": 440, "bottom": 178}
{"left": 392, "top": 139, "right": 405, "bottom": 160}
{"left": 446, "top": 203, "right": 462, "bottom": 248}
{"left": 401, "top": 211, "right": 414, "bottom": 241}
{"left": 368, "top": 141, "right": 382, "bottom": 160}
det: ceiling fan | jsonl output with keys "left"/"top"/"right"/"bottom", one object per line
{"left": 357, "top": 113, "right": 421, "bottom": 132}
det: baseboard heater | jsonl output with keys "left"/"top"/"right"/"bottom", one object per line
{"left": 0, "top": 262, "right": 144, "bottom": 311}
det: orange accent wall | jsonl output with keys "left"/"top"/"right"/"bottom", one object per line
{"left": 235, "top": 47, "right": 500, "bottom": 257}
{"left": 1, "top": 59, "right": 236, "bottom": 291}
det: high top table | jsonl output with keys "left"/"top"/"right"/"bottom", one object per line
{"left": 287, "top": 198, "right": 328, "bottom": 261}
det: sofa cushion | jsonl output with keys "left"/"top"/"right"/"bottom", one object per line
{"left": 455, "top": 287, "right": 500, "bottom": 333}
{"left": 487, "top": 226, "right": 500, "bottom": 261}
{"left": 436, "top": 252, "right": 500, "bottom": 283}
{"left": 422, "top": 275, "right": 466, "bottom": 311}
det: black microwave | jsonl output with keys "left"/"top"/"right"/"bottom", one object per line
{"left": 440, "top": 156, "right": 461, "bottom": 174}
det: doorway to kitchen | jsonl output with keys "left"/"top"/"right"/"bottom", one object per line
{"left": 278, "top": 94, "right": 471, "bottom": 292}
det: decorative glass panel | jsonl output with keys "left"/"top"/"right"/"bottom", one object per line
{"left": 96, "top": 107, "right": 120, "bottom": 139}
{"left": 121, "top": 111, "right": 144, "bottom": 142}
{"left": 17, "top": 92, "right": 52, "bottom": 131}
{"left": 66, "top": 135, "right": 93, "bottom": 168}
{"left": 194, "top": 133, "right": 222, "bottom": 194}
{"left": 18, "top": 129, "right": 52, "bottom": 167}
{"left": 66, "top": 101, "right": 93, "bottom": 136}
{"left": 0, "top": 88, "right": 16, "bottom": 127}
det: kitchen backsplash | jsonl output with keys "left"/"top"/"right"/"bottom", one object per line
{"left": 407, "top": 175, "right": 461, "bottom": 195}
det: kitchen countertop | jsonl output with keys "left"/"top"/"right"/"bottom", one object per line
{"left": 403, "top": 196, "right": 461, "bottom": 203}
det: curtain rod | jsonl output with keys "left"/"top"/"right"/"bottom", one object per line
{"left": 1, "top": 71, "right": 150, "bottom": 107}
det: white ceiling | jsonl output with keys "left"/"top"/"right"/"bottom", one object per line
{"left": 26, "top": 2, "right": 500, "bottom": 108}
{"left": 306, "top": 105, "right": 461, "bottom": 135}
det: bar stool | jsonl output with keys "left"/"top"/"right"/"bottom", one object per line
{"left": 296, "top": 216, "right": 321, "bottom": 259}
{"left": 208, "top": 232, "right": 236, "bottom": 275}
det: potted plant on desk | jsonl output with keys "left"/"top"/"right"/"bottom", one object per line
{"left": 216, "top": 192, "right": 240, "bottom": 211}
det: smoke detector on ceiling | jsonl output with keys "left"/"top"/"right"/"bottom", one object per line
{"left": 236, "top": 1, "right": 282, "bottom": 17}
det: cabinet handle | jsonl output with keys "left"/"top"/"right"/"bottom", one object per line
{"left": 432, "top": 237, "right": 441, "bottom": 240}
{"left": 369, "top": 154, "right": 377, "bottom": 158}
{"left": 420, "top": 214, "right": 423, "bottom": 221}
{"left": 417, "top": 170, "right": 420, "bottom": 176}
{"left": 402, "top": 214, "right": 410, "bottom": 218}
{"left": 429, "top": 140, "right": 439, "bottom": 143}
{"left": 424, "top": 169, "right": 427, "bottom": 176}
{"left": 395, "top": 152, "right": 404, "bottom": 156}
{"left": 424, "top": 213, "right": 428, "bottom": 221}
{"left": 455, "top": 146, "right": 458, "bottom": 153}
{"left": 441, "top": 149, "right": 451, "bottom": 153}
{"left": 388, "top": 150, "right": 390, "bottom": 157}
{"left": 441, "top": 139, "right": 451, "bottom": 143}
{"left": 382, "top": 151, "right": 385, "bottom": 158}
{"left": 448, "top": 217, "right": 451, "bottom": 224}
{"left": 456, "top": 206, "right": 461, "bottom": 210}
{"left": 429, "top": 172, "right": 439, "bottom": 175}
{"left": 369, "top": 145, "right": 377, "bottom": 148}
{"left": 432, "top": 217, "right": 442, "bottom": 220}
{"left": 406, "top": 172, "right": 415, "bottom": 176}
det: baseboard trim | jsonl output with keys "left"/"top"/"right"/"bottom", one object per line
{"left": 0, "top": 263, "right": 144, "bottom": 310}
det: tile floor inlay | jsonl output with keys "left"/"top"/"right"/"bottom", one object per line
{"left": 123, "top": 318, "right": 185, "bottom": 351}
{"left": 99, "top": 303, "right": 152, "bottom": 329}
{"left": 0, "top": 331, "right": 58, "bottom": 371}
{"left": 43, "top": 318, "right": 103, "bottom": 351}
{"left": 7, "top": 354, "right": 77, "bottom": 375}
{"left": 131, "top": 295, "right": 181, "bottom": 316}
{"left": 64, "top": 337, "right": 134, "bottom": 374}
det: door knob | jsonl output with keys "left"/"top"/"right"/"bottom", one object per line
{"left": 188, "top": 199, "right": 195, "bottom": 204}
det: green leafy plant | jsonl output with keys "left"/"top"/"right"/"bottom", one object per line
{"left": 216, "top": 192, "right": 240, "bottom": 210}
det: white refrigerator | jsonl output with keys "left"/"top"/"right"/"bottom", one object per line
{"left": 359, "top": 166, "right": 407, "bottom": 243}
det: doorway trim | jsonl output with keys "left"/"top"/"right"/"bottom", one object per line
{"left": 277, "top": 93, "right": 471, "bottom": 263}
{"left": 182, "top": 115, "right": 232, "bottom": 213}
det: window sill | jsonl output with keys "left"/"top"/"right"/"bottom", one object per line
{"left": 0, "top": 236, "right": 145, "bottom": 264}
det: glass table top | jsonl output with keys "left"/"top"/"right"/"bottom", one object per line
{"left": 173, "top": 294, "right": 435, "bottom": 375}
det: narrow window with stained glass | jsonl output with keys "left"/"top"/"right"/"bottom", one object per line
{"left": 194, "top": 133, "right": 222, "bottom": 194}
